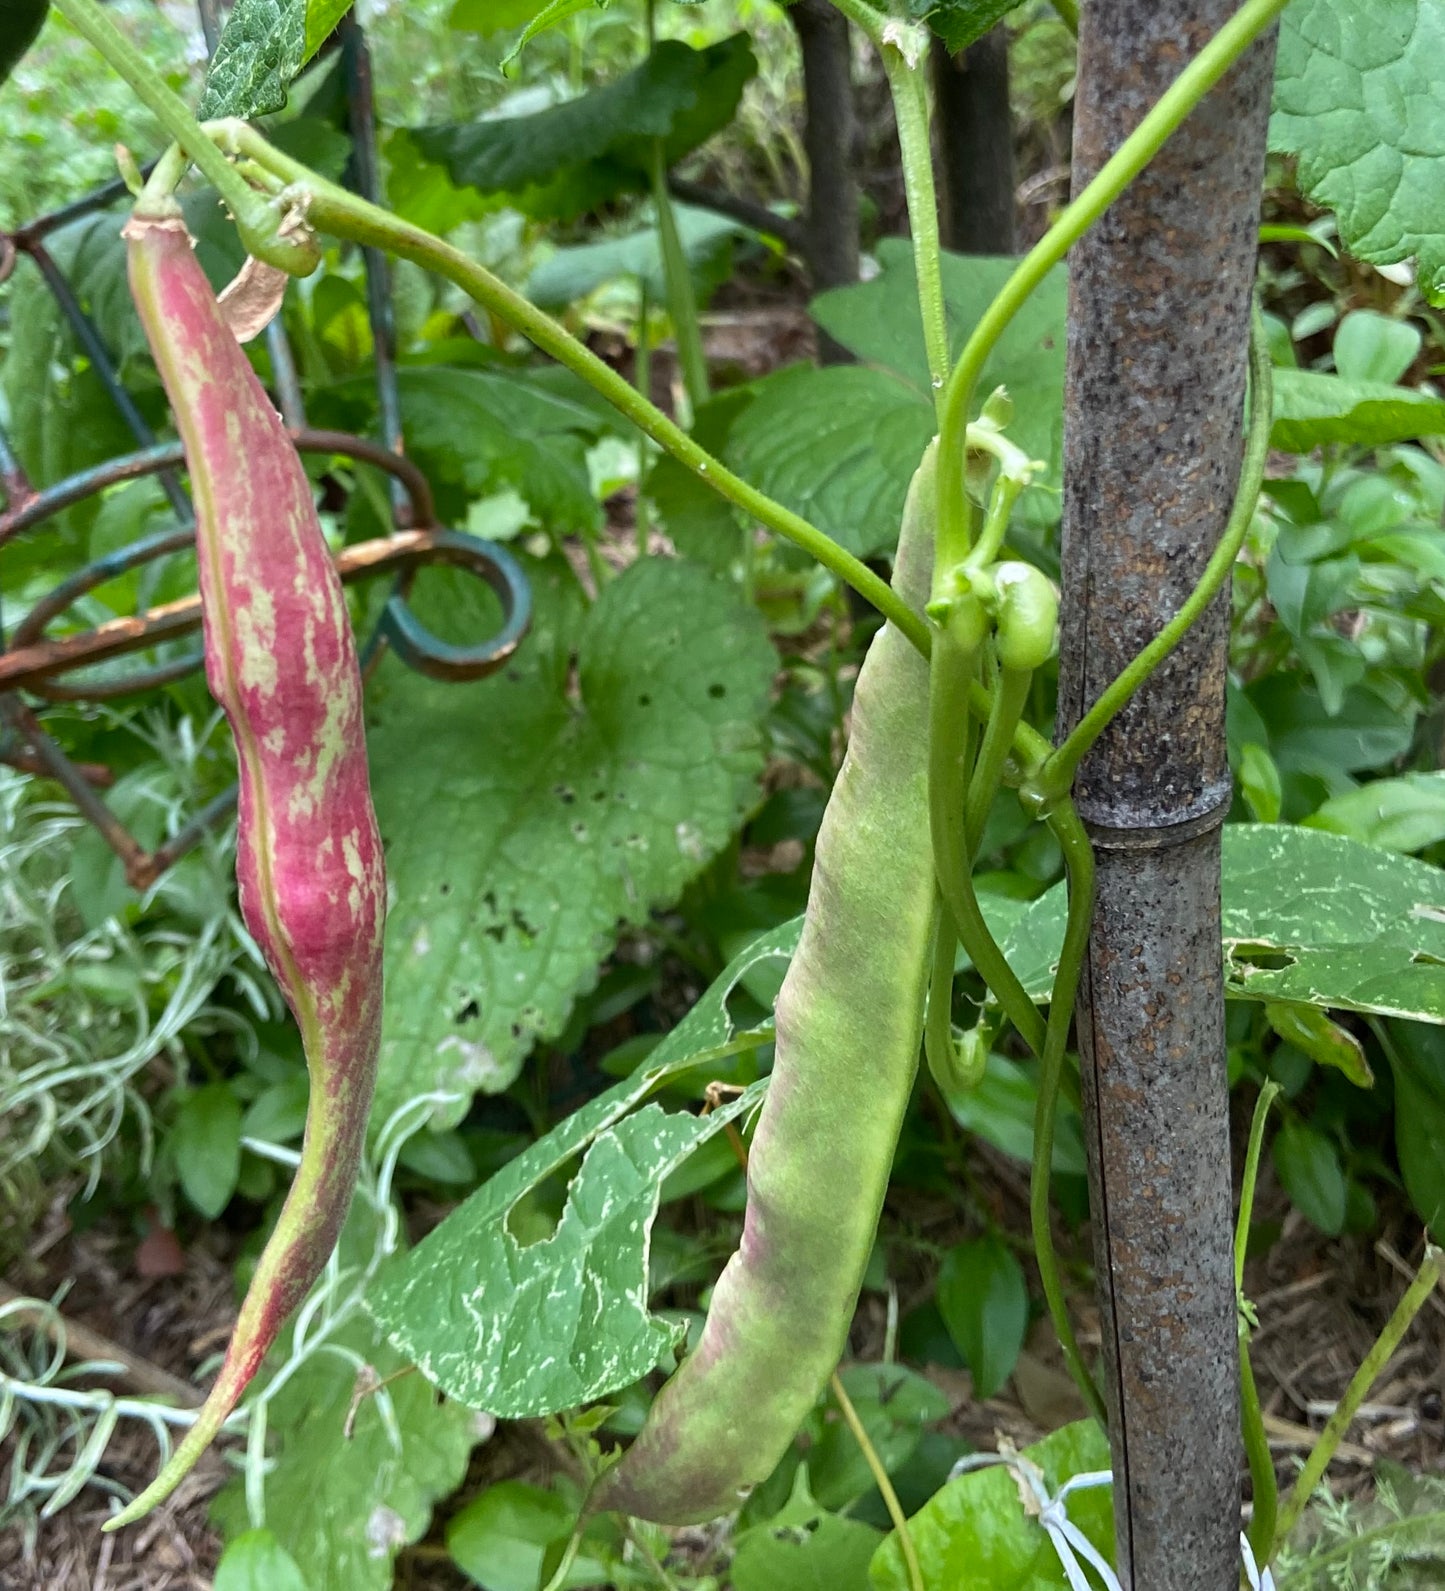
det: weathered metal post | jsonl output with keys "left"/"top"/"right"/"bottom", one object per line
{"left": 1056, "top": 4, "right": 1278, "bottom": 1587}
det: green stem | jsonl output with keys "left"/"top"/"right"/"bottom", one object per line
{"left": 831, "top": 1371, "right": 925, "bottom": 1591}
{"left": 650, "top": 141, "right": 709, "bottom": 419}
{"left": 934, "top": 0, "right": 1289, "bottom": 576}
{"left": 1236, "top": 1081, "right": 1281, "bottom": 1294}
{"left": 635, "top": 278, "right": 653, "bottom": 559}
{"left": 50, "top": 0, "right": 316, "bottom": 272}
{"left": 1274, "top": 1245, "right": 1445, "bottom": 1551}
{"left": 1030, "top": 803, "right": 1107, "bottom": 1423}
{"left": 539, "top": 1526, "right": 585, "bottom": 1591}
{"left": 1237, "top": 1082, "right": 1282, "bottom": 1564}
{"left": 965, "top": 663, "right": 1030, "bottom": 854}
{"left": 210, "top": 123, "right": 930, "bottom": 657}
{"left": 930, "top": 630, "right": 1047, "bottom": 1058}
{"left": 880, "top": 36, "right": 951, "bottom": 401}
{"left": 925, "top": 896, "right": 963, "bottom": 1090}
{"left": 1050, "top": 0, "right": 1079, "bottom": 32}
{"left": 1240, "top": 1338, "right": 1276, "bottom": 1564}
{"left": 1034, "top": 307, "right": 1273, "bottom": 803}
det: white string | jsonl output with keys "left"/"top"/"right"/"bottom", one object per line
{"left": 948, "top": 1454, "right": 1274, "bottom": 1591}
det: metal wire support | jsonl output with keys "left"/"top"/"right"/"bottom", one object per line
{"left": 0, "top": 11, "right": 532, "bottom": 889}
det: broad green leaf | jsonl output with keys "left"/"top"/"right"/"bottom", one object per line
{"left": 869, "top": 1421, "right": 1113, "bottom": 1590}
{"left": 526, "top": 206, "right": 745, "bottom": 309}
{"left": 1273, "top": 1120, "right": 1348, "bottom": 1234}
{"left": 732, "top": 1473, "right": 884, "bottom": 1591}
{"left": 1305, "top": 772, "right": 1445, "bottom": 853}
{"left": 397, "top": 366, "right": 606, "bottom": 534}
{"left": 1271, "top": 368, "right": 1445, "bottom": 451}
{"left": 941, "top": 1053, "right": 1088, "bottom": 1175}
{"left": 1253, "top": 677, "right": 1417, "bottom": 786}
{"left": 171, "top": 1084, "right": 242, "bottom": 1219}
{"left": 935, "top": 1236, "right": 1028, "bottom": 1399}
{"left": 911, "top": 0, "right": 1029, "bottom": 54}
{"left": 211, "top": 1216, "right": 477, "bottom": 1591}
{"left": 411, "top": 37, "right": 756, "bottom": 219}
{"left": 1333, "top": 309, "right": 1423, "bottom": 385}
{"left": 804, "top": 243, "right": 1067, "bottom": 542}
{"left": 367, "top": 555, "right": 776, "bottom": 1126}
{"left": 1001, "top": 826, "right": 1445, "bottom": 1025}
{"left": 197, "top": 0, "right": 354, "bottom": 119}
{"left": 1388, "top": 1025, "right": 1445, "bottom": 1236}
{"left": 365, "top": 922, "right": 799, "bottom": 1416}
{"left": 446, "top": 1482, "right": 616, "bottom": 1590}
{"left": 726, "top": 365, "right": 937, "bottom": 559}
{"left": 1271, "top": 0, "right": 1445, "bottom": 306}
{"left": 214, "top": 1531, "right": 309, "bottom": 1591}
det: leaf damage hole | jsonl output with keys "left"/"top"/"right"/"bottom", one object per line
{"left": 1229, "top": 945, "right": 1298, "bottom": 974}
{"left": 455, "top": 998, "right": 480, "bottom": 1024}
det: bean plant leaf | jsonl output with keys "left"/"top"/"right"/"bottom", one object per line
{"left": 366, "top": 555, "right": 776, "bottom": 1128}
{"left": 935, "top": 1236, "right": 1028, "bottom": 1399}
{"left": 1271, "top": 0, "right": 1445, "bottom": 306}
{"left": 1271, "top": 368, "right": 1445, "bottom": 452}
{"left": 197, "top": 0, "right": 355, "bottom": 119}
{"left": 210, "top": 1216, "right": 478, "bottom": 1591}
{"left": 397, "top": 366, "right": 607, "bottom": 534}
{"left": 366, "top": 922, "right": 800, "bottom": 1416}
{"left": 1387, "top": 1022, "right": 1445, "bottom": 1236}
{"left": 738, "top": 244, "right": 1066, "bottom": 559}
{"left": 909, "top": 0, "right": 1029, "bottom": 53}
{"left": 411, "top": 36, "right": 756, "bottom": 219}
{"left": 726, "top": 365, "right": 938, "bottom": 560}
{"left": 526, "top": 205, "right": 746, "bottom": 310}
{"left": 1305, "top": 771, "right": 1445, "bottom": 853}
{"left": 869, "top": 1420, "right": 1114, "bottom": 1590}
{"left": 1273, "top": 1120, "right": 1348, "bottom": 1235}
{"left": 1002, "top": 825, "right": 1445, "bottom": 1024}
{"left": 214, "top": 1531, "right": 309, "bottom": 1591}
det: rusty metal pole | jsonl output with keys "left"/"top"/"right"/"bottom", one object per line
{"left": 1056, "top": 5, "right": 1278, "bottom": 1588}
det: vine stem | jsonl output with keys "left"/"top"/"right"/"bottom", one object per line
{"left": 49, "top": 0, "right": 315, "bottom": 272}
{"left": 830, "top": 1371, "right": 925, "bottom": 1591}
{"left": 1273, "top": 1244, "right": 1444, "bottom": 1551}
{"left": 1033, "top": 306, "right": 1274, "bottom": 804}
{"left": 1050, "top": 0, "right": 1080, "bottom": 33}
{"left": 933, "top": 0, "right": 1290, "bottom": 578}
{"left": 879, "top": 33, "right": 951, "bottom": 401}
{"left": 1237, "top": 1082, "right": 1282, "bottom": 1564}
{"left": 1030, "top": 803, "right": 1106, "bottom": 1423}
{"left": 929, "top": 629, "right": 1047, "bottom": 1058}
{"left": 212, "top": 124, "right": 933, "bottom": 658}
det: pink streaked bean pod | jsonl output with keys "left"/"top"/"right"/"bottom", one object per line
{"left": 106, "top": 207, "right": 385, "bottom": 1530}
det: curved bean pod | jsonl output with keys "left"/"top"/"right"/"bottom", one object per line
{"left": 106, "top": 209, "right": 385, "bottom": 1530}
{"left": 592, "top": 445, "right": 941, "bottom": 1525}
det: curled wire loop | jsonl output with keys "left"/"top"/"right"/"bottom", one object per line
{"left": 0, "top": 431, "right": 532, "bottom": 701}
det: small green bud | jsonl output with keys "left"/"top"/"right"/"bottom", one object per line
{"left": 980, "top": 386, "right": 1014, "bottom": 430}
{"left": 992, "top": 561, "right": 1058, "bottom": 671}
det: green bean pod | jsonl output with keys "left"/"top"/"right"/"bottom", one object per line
{"left": 593, "top": 446, "right": 940, "bottom": 1525}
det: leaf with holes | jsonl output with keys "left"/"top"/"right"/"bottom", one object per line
{"left": 365, "top": 921, "right": 799, "bottom": 1416}
{"left": 197, "top": 0, "right": 354, "bottom": 119}
{"left": 1000, "top": 826, "right": 1445, "bottom": 1024}
{"left": 411, "top": 37, "right": 756, "bottom": 219}
{"left": 210, "top": 1212, "right": 478, "bottom": 1591}
{"left": 365, "top": 554, "right": 777, "bottom": 1129}
{"left": 1271, "top": 0, "right": 1445, "bottom": 306}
